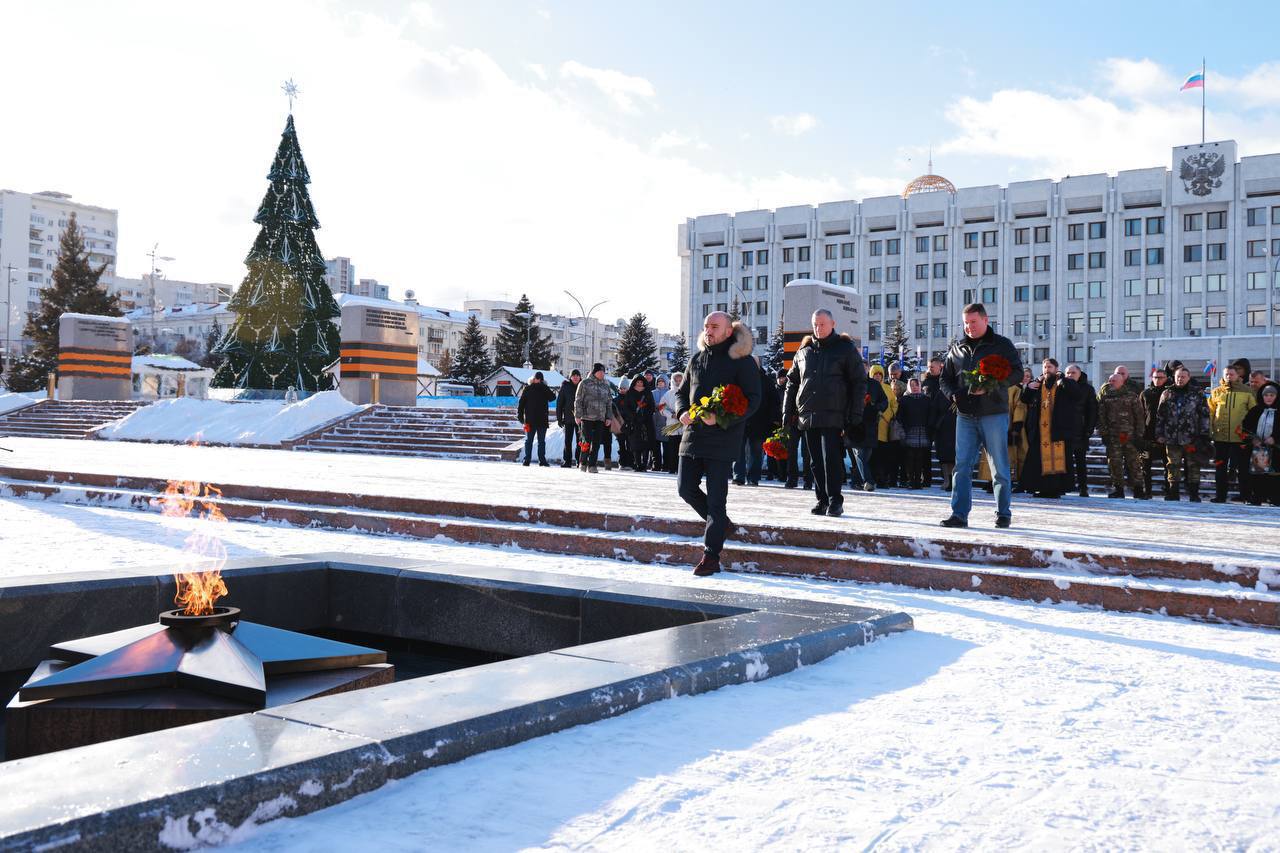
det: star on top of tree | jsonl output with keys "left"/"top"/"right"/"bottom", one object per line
{"left": 282, "top": 78, "right": 301, "bottom": 113}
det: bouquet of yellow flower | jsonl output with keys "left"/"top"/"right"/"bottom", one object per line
{"left": 663, "top": 383, "right": 748, "bottom": 435}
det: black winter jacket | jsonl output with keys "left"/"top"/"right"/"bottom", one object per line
{"left": 556, "top": 379, "right": 578, "bottom": 424}
{"left": 782, "top": 331, "right": 867, "bottom": 430}
{"left": 516, "top": 381, "right": 556, "bottom": 429}
{"left": 747, "top": 367, "right": 781, "bottom": 441}
{"left": 939, "top": 328, "right": 1024, "bottom": 417}
{"left": 1140, "top": 382, "right": 1170, "bottom": 443}
{"left": 675, "top": 323, "right": 762, "bottom": 461}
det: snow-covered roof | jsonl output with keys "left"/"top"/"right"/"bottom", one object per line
{"left": 61, "top": 312, "right": 129, "bottom": 324}
{"left": 124, "top": 302, "right": 232, "bottom": 321}
{"left": 417, "top": 357, "right": 441, "bottom": 377}
{"left": 132, "top": 354, "right": 209, "bottom": 372}
{"left": 335, "top": 293, "right": 501, "bottom": 329}
{"left": 486, "top": 365, "right": 568, "bottom": 387}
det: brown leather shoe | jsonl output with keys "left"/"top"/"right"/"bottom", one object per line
{"left": 693, "top": 553, "right": 721, "bottom": 576}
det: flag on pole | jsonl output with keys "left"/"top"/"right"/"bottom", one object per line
{"left": 1205, "top": 359, "right": 1216, "bottom": 376}
{"left": 1180, "top": 71, "right": 1205, "bottom": 91}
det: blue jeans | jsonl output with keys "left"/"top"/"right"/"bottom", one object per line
{"left": 523, "top": 425, "right": 547, "bottom": 464}
{"left": 735, "top": 435, "right": 764, "bottom": 483}
{"left": 952, "top": 412, "right": 1012, "bottom": 520}
{"left": 850, "top": 444, "right": 874, "bottom": 488}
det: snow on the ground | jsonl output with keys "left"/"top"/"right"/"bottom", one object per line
{"left": 0, "top": 392, "right": 41, "bottom": 416}
{"left": 1, "top": 495, "right": 1278, "bottom": 849}
{"left": 2, "top": 437, "right": 1278, "bottom": 569}
{"left": 95, "top": 392, "right": 365, "bottom": 446}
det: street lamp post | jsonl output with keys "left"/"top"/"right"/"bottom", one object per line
{"left": 0, "top": 264, "right": 17, "bottom": 384}
{"left": 563, "top": 290, "right": 608, "bottom": 373}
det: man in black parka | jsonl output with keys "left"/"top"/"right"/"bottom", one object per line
{"left": 783, "top": 309, "right": 867, "bottom": 517}
{"left": 675, "top": 312, "right": 761, "bottom": 577}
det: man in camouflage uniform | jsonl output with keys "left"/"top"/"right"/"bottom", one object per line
{"left": 1098, "top": 372, "right": 1146, "bottom": 499}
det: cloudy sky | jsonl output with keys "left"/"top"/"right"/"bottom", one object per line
{"left": 5, "top": 0, "right": 1280, "bottom": 330}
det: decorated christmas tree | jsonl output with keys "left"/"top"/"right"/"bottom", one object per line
{"left": 7, "top": 213, "right": 121, "bottom": 391}
{"left": 451, "top": 314, "right": 494, "bottom": 392}
{"left": 614, "top": 312, "right": 658, "bottom": 377}
{"left": 493, "top": 294, "right": 554, "bottom": 368}
{"left": 762, "top": 320, "right": 786, "bottom": 373}
{"left": 881, "top": 313, "right": 918, "bottom": 374}
{"left": 212, "top": 113, "right": 341, "bottom": 392}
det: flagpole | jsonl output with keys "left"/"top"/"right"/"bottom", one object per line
{"left": 1201, "top": 58, "right": 1206, "bottom": 144}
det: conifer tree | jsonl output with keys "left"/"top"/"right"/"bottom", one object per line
{"left": 727, "top": 298, "right": 741, "bottom": 323}
{"left": 435, "top": 347, "right": 453, "bottom": 378}
{"left": 669, "top": 332, "right": 690, "bottom": 371}
{"left": 7, "top": 214, "right": 121, "bottom": 391}
{"left": 762, "top": 320, "right": 787, "bottom": 373}
{"left": 451, "top": 314, "right": 494, "bottom": 392}
{"left": 493, "top": 294, "right": 554, "bottom": 368}
{"left": 201, "top": 318, "right": 224, "bottom": 369}
{"left": 614, "top": 312, "right": 658, "bottom": 377}
{"left": 212, "top": 115, "right": 341, "bottom": 392}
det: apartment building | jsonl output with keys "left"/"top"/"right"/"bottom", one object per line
{"left": 0, "top": 189, "right": 118, "bottom": 354}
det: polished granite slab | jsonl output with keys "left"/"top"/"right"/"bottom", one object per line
{"left": 0, "top": 554, "right": 912, "bottom": 851}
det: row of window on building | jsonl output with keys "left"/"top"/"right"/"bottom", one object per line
{"left": 700, "top": 206, "right": 1280, "bottom": 271}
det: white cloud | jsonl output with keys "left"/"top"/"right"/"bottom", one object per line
{"left": 0, "top": 1, "right": 855, "bottom": 332}
{"left": 407, "top": 1, "right": 439, "bottom": 29}
{"left": 526, "top": 62, "right": 548, "bottom": 81}
{"left": 650, "top": 131, "right": 710, "bottom": 153}
{"left": 769, "top": 113, "right": 818, "bottom": 137}
{"left": 938, "top": 60, "right": 1280, "bottom": 179}
{"left": 559, "top": 60, "right": 656, "bottom": 113}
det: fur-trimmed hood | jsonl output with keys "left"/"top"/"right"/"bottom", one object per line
{"left": 797, "top": 331, "right": 853, "bottom": 350}
{"left": 698, "top": 321, "right": 754, "bottom": 359}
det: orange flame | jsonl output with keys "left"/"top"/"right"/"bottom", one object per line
{"left": 152, "top": 478, "right": 229, "bottom": 615}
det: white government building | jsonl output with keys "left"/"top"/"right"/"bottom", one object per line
{"left": 680, "top": 139, "right": 1280, "bottom": 380}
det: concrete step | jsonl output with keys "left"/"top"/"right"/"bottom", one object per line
{"left": 3, "top": 470, "right": 1275, "bottom": 629}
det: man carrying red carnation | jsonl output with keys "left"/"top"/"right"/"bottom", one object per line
{"left": 675, "top": 311, "right": 761, "bottom": 576}
{"left": 939, "top": 303, "right": 1023, "bottom": 528}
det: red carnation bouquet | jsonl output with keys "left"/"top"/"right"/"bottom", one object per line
{"left": 962, "top": 354, "right": 1013, "bottom": 395}
{"left": 523, "top": 424, "right": 531, "bottom": 434}
{"left": 664, "top": 383, "right": 749, "bottom": 434}
{"left": 578, "top": 440, "right": 591, "bottom": 453}
{"left": 763, "top": 426, "right": 790, "bottom": 460}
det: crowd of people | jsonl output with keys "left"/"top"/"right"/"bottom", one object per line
{"left": 512, "top": 305, "right": 1278, "bottom": 573}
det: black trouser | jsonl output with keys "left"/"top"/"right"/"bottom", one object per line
{"left": 786, "top": 429, "right": 812, "bottom": 484}
{"left": 806, "top": 427, "right": 845, "bottom": 506}
{"left": 1213, "top": 441, "right": 1250, "bottom": 500}
{"left": 1250, "top": 472, "right": 1280, "bottom": 505}
{"left": 922, "top": 444, "right": 935, "bottom": 487}
{"left": 602, "top": 429, "right": 613, "bottom": 460}
{"left": 581, "top": 420, "right": 606, "bottom": 465}
{"left": 875, "top": 440, "right": 898, "bottom": 486}
{"left": 652, "top": 437, "right": 664, "bottom": 472}
{"left": 1144, "top": 441, "right": 1165, "bottom": 493}
{"left": 561, "top": 420, "right": 578, "bottom": 464}
{"left": 905, "top": 446, "right": 928, "bottom": 487}
{"left": 677, "top": 455, "right": 732, "bottom": 556}
{"left": 1070, "top": 438, "right": 1089, "bottom": 493}
{"left": 665, "top": 437, "right": 681, "bottom": 473}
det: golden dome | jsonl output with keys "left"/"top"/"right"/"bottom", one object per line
{"left": 902, "top": 173, "right": 956, "bottom": 199}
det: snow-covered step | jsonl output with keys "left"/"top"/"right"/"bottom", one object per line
{"left": 3, "top": 474, "right": 1276, "bottom": 629}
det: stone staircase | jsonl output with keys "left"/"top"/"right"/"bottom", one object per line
{"left": 293, "top": 405, "right": 525, "bottom": 460}
{"left": 0, "top": 400, "right": 149, "bottom": 439}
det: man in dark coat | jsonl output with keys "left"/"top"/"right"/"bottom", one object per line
{"left": 736, "top": 360, "right": 778, "bottom": 486}
{"left": 556, "top": 369, "right": 582, "bottom": 468}
{"left": 675, "top": 312, "right": 761, "bottom": 577}
{"left": 1140, "top": 366, "right": 1170, "bottom": 497}
{"left": 783, "top": 309, "right": 867, "bottom": 517}
{"left": 921, "top": 357, "right": 945, "bottom": 486}
{"left": 849, "top": 376, "right": 887, "bottom": 491}
{"left": 938, "top": 303, "right": 1023, "bottom": 527}
{"left": 516, "top": 371, "right": 557, "bottom": 467}
{"left": 1064, "top": 364, "right": 1098, "bottom": 497}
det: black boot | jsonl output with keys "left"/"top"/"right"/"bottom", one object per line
{"left": 1164, "top": 483, "right": 1180, "bottom": 501}
{"left": 1108, "top": 489, "right": 1124, "bottom": 499}
{"left": 1189, "top": 485, "right": 1201, "bottom": 503}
